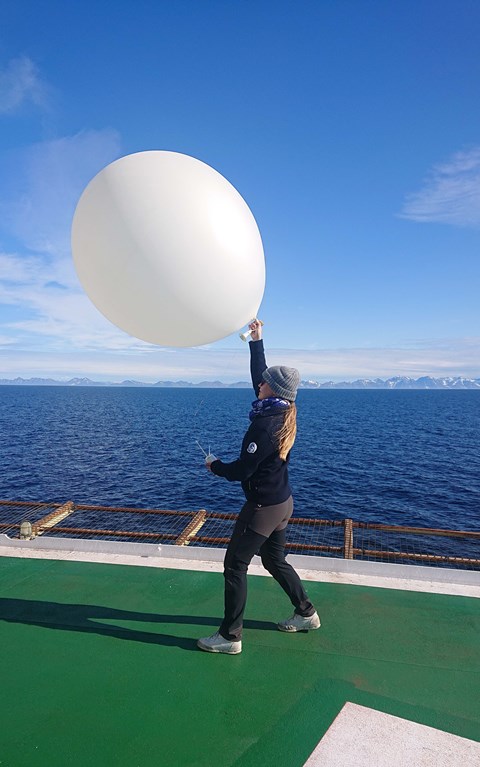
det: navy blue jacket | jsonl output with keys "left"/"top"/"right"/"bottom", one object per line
{"left": 210, "top": 340, "right": 292, "bottom": 506}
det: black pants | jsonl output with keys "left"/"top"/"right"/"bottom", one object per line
{"left": 219, "top": 497, "right": 315, "bottom": 641}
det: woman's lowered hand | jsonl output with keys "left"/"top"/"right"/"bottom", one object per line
{"left": 205, "top": 453, "right": 217, "bottom": 472}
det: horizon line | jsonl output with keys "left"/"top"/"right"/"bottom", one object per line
{"left": 1, "top": 373, "right": 480, "bottom": 388}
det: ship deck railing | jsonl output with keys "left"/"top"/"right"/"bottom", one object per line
{"left": 0, "top": 499, "right": 479, "bottom": 571}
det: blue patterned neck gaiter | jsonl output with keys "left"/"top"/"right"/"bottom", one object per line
{"left": 249, "top": 396, "right": 290, "bottom": 421}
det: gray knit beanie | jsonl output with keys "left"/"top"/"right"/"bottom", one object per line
{"left": 262, "top": 365, "right": 300, "bottom": 401}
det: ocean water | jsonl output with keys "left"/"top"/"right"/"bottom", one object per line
{"left": 0, "top": 386, "right": 479, "bottom": 532}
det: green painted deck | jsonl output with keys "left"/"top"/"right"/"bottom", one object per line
{"left": 0, "top": 556, "right": 479, "bottom": 766}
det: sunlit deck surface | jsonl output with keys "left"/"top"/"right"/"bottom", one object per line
{"left": 1, "top": 548, "right": 479, "bottom": 766}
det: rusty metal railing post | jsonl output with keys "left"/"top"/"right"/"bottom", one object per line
{"left": 343, "top": 518, "right": 354, "bottom": 559}
{"left": 32, "top": 501, "right": 75, "bottom": 537}
{"left": 175, "top": 509, "right": 207, "bottom": 546}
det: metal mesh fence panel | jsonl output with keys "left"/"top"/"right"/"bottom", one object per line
{"left": 1, "top": 500, "right": 478, "bottom": 570}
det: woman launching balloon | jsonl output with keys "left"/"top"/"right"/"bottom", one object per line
{"left": 197, "top": 321, "right": 320, "bottom": 654}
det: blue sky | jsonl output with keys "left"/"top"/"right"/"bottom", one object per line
{"left": 1, "top": 0, "right": 479, "bottom": 382}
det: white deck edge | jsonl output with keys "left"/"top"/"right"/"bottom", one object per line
{"left": 0, "top": 534, "right": 479, "bottom": 598}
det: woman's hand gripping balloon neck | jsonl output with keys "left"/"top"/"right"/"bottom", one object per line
{"left": 239, "top": 318, "right": 264, "bottom": 342}
{"left": 249, "top": 319, "right": 263, "bottom": 341}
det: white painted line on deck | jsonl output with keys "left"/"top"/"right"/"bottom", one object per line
{"left": 303, "top": 703, "right": 480, "bottom": 767}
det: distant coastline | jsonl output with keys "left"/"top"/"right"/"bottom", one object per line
{"left": 1, "top": 376, "right": 479, "bottom": 389}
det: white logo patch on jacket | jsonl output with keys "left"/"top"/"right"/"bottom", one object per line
{"left": 247, "top": 442, "right": 258, "bottom": 454}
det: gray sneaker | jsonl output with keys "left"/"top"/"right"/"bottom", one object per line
{"left": 277, "top": 611, "right": 321, "bottom": 633}
{"left": 197, "top": 631, "right": 242, "bottom": 654}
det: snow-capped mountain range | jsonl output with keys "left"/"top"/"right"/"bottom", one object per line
{"left": 0, "top": 376, "right": 479, "bottom": 389}
{"left": 301, "top": 376, "right": 480, "bottom": 389}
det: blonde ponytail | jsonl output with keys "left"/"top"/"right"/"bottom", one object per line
{"left": 277, "top": 403, "right": 297, "bottom": 461}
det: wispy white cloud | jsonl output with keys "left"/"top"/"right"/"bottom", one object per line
{"left": 0, "top": 338, "right": 478, "bottom": 382}
{"left": 0, "top": 334, "right": 16, "bottom": 347}
{"left": 0, "top": 250, "right": 153, "bottom": 353}
{"left": 0, "top": 56, "right": 49, "bottom": 114}
{"left": 0, "top": 129, "right": 128, "bottom": 351}
{"left": 400, "top": 147, "right": 480, "bottom": 228}
{"left": 276, "top": 338, "right": 480, "bottom": 381}
{"left": 0, "top": 252, "right": 50, "bottom": 285}
{"left": 0, "top": 129, "right": 122, "bottom": 256}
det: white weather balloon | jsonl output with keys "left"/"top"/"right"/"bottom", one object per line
{"left": 71, "top": 151, "right": 265, "bottom": 347}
